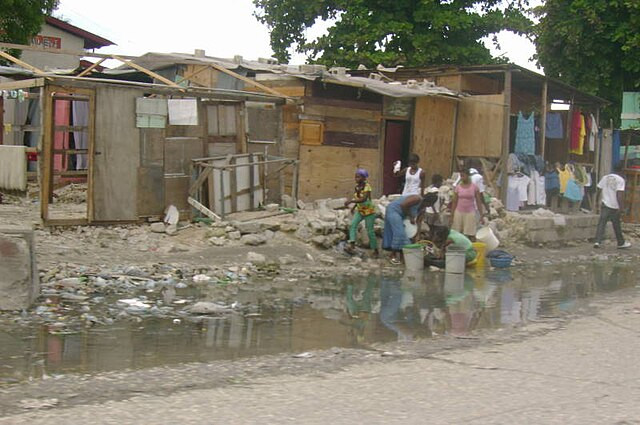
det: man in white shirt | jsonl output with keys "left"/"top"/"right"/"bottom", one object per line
{"left": 593, "top": 164, "right": 630, "bottom": 249}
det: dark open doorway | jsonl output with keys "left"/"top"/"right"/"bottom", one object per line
{"left": 383, "top": 120, "right": 411, "bottom": 195}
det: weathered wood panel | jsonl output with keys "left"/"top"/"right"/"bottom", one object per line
{"left": 164, "top": 137, "right": 204, "bottom": 175}
{"left": 324, "top": 117, "right": 379, "bottom": 134}
{"left": 455, "top": 94, "right": 504, "bottom": 158}
{"left": 298, "top": 145, "right": 379, "bottom": 201}
{"left": 137, "top": 166, "right": 164, "bottom": 216}
{"left": 323, "top": 131, "right": 377, "bottom": 149}
{"left": 140, "top": 128, "right": 164, "bottom": 167}
{"left": 412, "top": 97, "right": 457, "bottom": 181}
{"left": 93, "top": 86, "right": 143, "bottom": 221}
{"left": 164, "top": 175, "right": 190, "bottom": 212}
{"left": 304, "top": 104, "right": 382, "bottom": 121}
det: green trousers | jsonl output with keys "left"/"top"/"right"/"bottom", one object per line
{"left": 349, "top": 212, "right": 378, "bottom": 250}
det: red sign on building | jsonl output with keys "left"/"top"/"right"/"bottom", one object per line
{"left": 32, "top": 35, "right": 62, "bottom": 49}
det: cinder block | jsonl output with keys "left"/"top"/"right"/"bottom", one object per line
{"left": 0, "top": 227, "right": 39, "bottom": 311}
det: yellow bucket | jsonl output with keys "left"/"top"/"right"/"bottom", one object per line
{"left": 471, "top": 242, "right": 487, "bottom": 268}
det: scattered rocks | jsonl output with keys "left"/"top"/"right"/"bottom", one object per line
{"left": 247, "top": 251, "right": 267, "bottom": 264}
{"left": 241, "top": 233, "right": 267, "bottom": 246}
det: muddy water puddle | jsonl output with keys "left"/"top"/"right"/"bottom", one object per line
{"left": 1, "top": 262, "right": 637, "bottom": 383}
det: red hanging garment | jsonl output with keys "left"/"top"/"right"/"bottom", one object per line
{"left": 569, "top": 108, "right": 582, "bottom": 154}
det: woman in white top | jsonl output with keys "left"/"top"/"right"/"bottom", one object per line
{"left": 394, "top": 153, "right": 426, "bottom": 196}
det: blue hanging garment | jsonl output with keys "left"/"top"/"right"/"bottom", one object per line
{"left": 564, "top": 178, "right": 583, "bottom": 202}
{"left": 515, "top": 112, "right": 536, "bottom": 155}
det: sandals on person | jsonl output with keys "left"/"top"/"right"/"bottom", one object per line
{"left": 389, "top": 258, "right": 402, "bottom": 265}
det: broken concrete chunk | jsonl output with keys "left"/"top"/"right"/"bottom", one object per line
{"left": 227, "top": 231, "right": 241, "bottom": 240}
{"left": 208, "top": 237, "right": 226, "bottom": 246}
{"left": 208, "top": 227, "right": 227, "bottom": 238}
{"left": 234, "top": 221, "right": 262, "bottom": 235}
{"left": 0, "top": 228, "right": 39, "bottom": 311}
{"left": 150, "top": 222, "right": 166, "bottom": 233}
{"left": 241, "top": 233, "right": 267, "bottom": 246}
{"left": 278, "top": 254, "right": 297, "bottom": 265}
{"left": 297, "top": 199, "right": 306, "bottom": 210}
{"left": 281, "top": 194, "right": 296, "bottom": 209}
{"left": 265, "top": 203, "right": 280, "bottom": 212}
{"left": 326, "top": 198, "right": 348, "bottom": 210}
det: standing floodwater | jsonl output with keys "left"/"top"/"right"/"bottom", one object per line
{"left": 0, "top": 262, "right": 637, "bottom": 384}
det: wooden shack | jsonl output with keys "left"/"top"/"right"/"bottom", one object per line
{"left": 0, "top": 75, "right": 285, "bottom": 225}
{"left": 246, "top": 71, "right": 459, "bottom": 200}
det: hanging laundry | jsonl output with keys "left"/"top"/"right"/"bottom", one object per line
{"left": 588, "top": 113, "right": 598, "bottom": 152}
{"left": 506, "top": 173, "right": 531, "bottom": 211}
{"left": 558, "top": 165, "right": 572, "bottom": 194}
{"left": 72, "top": 101, "right": 89, "bottom": 170}
{"left": 527, "top": 170, "right": 546, "bottom": 206}
{"left": 545, "top": 112, "right": 563, "bottom": 139}
{"left": 569, "top": 108, "right": 582, "bottom": 154}
{"left": 515, "top": 112, "right": 536, "bottom": 155}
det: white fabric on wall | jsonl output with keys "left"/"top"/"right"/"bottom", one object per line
{"left": 72, "top": 101, "right": 89, "bottom": 170}
{"left": 0, "top": 145, "right": 27, "bottom": 190}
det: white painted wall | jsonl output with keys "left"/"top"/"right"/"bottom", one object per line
{"left": 20, "top": 23, "right": 86, "bottom": 70}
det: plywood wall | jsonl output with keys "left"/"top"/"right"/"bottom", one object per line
{"left": 298, "top": 145, "right": 380, "bottom": 201}
{"left": 455, "top": 94, "right": 505, "bottom": 158}
{"left": 93, "top": 86, "right": 143, "bottom": 221}
{"left": 412, "top": 97, "right": 457, "bottom": 181}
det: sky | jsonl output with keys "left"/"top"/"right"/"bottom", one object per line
{"left": 53, "top": 0, "right": 540, "bottom": 71}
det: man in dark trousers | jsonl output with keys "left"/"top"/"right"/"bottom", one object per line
{"left": 593, "top": 164, "right": 631, "bottom": 249}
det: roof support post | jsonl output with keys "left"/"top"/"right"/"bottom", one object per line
{"left": 540, "top": 80, "right": 548, "bottom": 158}
{"left": 500, "top": 69, "right": 512, "bottom": 202}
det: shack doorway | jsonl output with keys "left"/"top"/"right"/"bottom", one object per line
{"left": 383, "top": 120, "right": 411, "bottom": 195}
{"left": 42, "top": 86, "right": 95, "bottom": 224}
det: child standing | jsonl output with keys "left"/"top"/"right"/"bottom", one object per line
{"left": 345, "top": 169, "right": 379, "bottom": 257}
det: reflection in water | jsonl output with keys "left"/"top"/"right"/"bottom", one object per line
{"left": 0, "top": 263, "right": 637, "bottom": 383}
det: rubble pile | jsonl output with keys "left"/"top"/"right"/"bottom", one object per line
{"left": 53, "top": 183, "right": 87, "bottom": 204}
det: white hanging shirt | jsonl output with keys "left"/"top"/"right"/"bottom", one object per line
{"left": 402, "top": 167, "right": 423, "bottom": 196}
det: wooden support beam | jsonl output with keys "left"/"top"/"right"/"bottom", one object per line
{"left": 0, "top": 49, "right": 47, "bottom": 75}
{"left": 189, "top": 166, "right": 213, "bottom": 195}
{"left": 110, "top": 54, "right": 182, "bottom": 88}
{"left": 188, "top": 196, "right": 221, "bottom": 221}
{"left": 77, "top": 58, "right": 106, "bottom": 77}
{"left": 206, "top": 63, "right": 288, "bottom": 98}
{"left": 540, "top": 80, "right": 548, "bottom": 158}
{"left": 499, "top": 70, "right": 512, "bottom": 202}
{"left": 175, "top": 65, "right": 211, "bottom": 86}
{"left": 0, "top": 78, "right": 45, "bottom": 90}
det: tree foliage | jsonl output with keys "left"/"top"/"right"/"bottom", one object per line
{"left": 254, "top": 0, "right": 532, "bottom": 68}
{"left": 534, "top": 0, "right": 640, "bottom": 120}
{"left": 0, "top": 0, "right": 59, "bottom": 57}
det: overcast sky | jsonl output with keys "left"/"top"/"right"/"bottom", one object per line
{"left": 54, "top": 0, "right": 539, "bottom": 71}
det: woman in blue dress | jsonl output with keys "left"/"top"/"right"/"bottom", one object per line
{"left": 382, "top": 194, "right": 423, "bottom": 264}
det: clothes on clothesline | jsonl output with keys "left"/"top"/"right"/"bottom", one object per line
{"left": 527, "top": 170, "right": 546, "bottom": 206}
{"left": 514, "top": 112, "right": 536, "bottom": 155}
{"left": 506, "top": 173, "right": 531, "bottom": 211}
{"left": 545, "top": 112, "right": 564, "bottom": 139}
{"left": 569, "top": 109, "right": 587, "bottom": 155}
{"left": 588, "top": 113, "right": 598, "bottom": 152}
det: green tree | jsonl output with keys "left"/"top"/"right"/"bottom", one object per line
{"left": 534, "top": 0, "right": 640, "bottom": 122}
{"left": 254, "top": 0, "right": 532, "bottom": 67}
{"left": 0, "top": 0, "right": 59, "bottom": 57}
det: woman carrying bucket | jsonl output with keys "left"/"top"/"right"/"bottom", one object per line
{"left": 382, "top": 194, "right": 424, "bottom": 265}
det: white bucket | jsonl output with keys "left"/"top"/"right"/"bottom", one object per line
{"left": 445, "top": 248, "right": 466, "bottom": 274}
{"left": 476, "top": 227, "right": 499, "bottom": 252}
{"left": 402, "top": 246, "right": 424, "bottom": 271}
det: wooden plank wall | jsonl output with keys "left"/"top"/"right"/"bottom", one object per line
{"left": 455, "top": 94, "right": 505, "bottom": 158}
{"left": 93, "top": 86, "right": 143, "bottom": 221}
{"left": 298, "top": 145, "right": 379, "bottom": 201}
{"left": 412, "top": 97, "right": 457, "bottom": 181}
